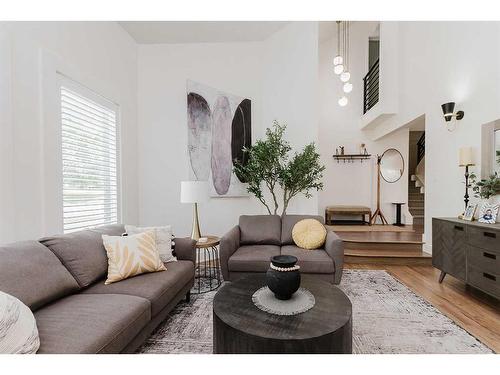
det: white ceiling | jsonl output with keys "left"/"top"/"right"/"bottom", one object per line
{"left": 119, "top": 21, "right": 289, "bottom": 44}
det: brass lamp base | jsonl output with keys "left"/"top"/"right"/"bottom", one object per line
{"left": 191, "top": 202, "right": 202, "bottom": 241}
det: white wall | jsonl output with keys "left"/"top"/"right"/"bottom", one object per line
{"left": 367, "top": 22, "right": 500, "bottom": 251}
{"left": 137, "top": 41, "right": 265, "bottom": 237}
{"left": 262, "top": 22, "right": 320, "bottom": 215}
{"left": 137, "top": 22, "right": 320, "bottom": 237}
{"left": 0, "top": 32, "right": 15, "bottom": 242}
{"left": 0, "top": 22, "right": 138, "bottom": 242}
{"left": 318, "top": 22, "right": 409, "bottom": 225}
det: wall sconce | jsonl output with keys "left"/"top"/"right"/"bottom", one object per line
{"left": 441, "top": 102, "right": 464, "bottom": 122}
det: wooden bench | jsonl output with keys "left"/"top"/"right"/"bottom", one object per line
{"left": 325, "top": 205, "right": 372, "bottom": 225}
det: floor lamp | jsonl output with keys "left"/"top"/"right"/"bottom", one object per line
{"left": 181, "top": 181, "right": 208, "bottom": 241}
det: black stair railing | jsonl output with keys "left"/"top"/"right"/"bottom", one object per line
{"left": 417, "top": 132, "right": 425, "bottom": 164}
{"left": 363, "top": 58, "right": 379, "bottom": 114}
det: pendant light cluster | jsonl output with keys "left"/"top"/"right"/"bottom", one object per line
{"left": 334, "top": 21, "right": 352, "bottom": 107}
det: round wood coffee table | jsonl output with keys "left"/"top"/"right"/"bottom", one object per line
{"left": 213, "top": 275, "right": 352, "bottom": 354}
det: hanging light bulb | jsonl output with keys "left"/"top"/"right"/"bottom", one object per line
{"left": 333, "top": 55, "right": 343, "bottom": 66}
{"left": 338, "top": 96, "right": 348, "bottom": 107}
{"left": 340, "top": 71, "right": 351, "bottom": 82}
{"left": 343, "top": 82, "right": 353, "bottom": 93}
{"left": 334, "top": 64, "right": 344, "bottom": 75}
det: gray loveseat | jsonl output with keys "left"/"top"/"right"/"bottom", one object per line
{"left": 0, "top": 224, "right": 196, "bottom": 354}
{"left": 220, "top": 215, "right": 344, "bottom": 284}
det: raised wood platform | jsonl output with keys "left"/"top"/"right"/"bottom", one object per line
{"left": 329, "top": 225, "right": 430, "bottom": 265}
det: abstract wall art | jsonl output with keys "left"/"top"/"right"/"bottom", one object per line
{"left": 187, "top": 80, "right": 251, "bottom": 197}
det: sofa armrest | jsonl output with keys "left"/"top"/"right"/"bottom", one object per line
{"left": 220, "top": 225, "right": 240, "bottom": 281}
{"left": 324, "top": 230, "right": 344, "bottom": 284}
{"left": 173, "top": 237, "right": 196, "bottom": 263}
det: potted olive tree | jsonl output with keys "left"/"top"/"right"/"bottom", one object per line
{"left": 234, "top": 121, "right": 325, "bottom": 215}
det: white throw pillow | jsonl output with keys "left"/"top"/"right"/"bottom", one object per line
{"left": 0, "top": 291, "right": 40, "bottom": 354}
{"left": 125, "top": 224, "right": 176, "bottom": 263}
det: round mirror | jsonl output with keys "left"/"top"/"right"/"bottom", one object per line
{"left": 380, "top": 148, "right": 404, "bottom": 183}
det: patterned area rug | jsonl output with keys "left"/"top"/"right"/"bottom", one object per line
{"left": 137, "top": 270, "right": 493, "bottom": 354}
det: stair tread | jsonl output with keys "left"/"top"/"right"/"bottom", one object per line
{"left": 345, "top": 249, "right": 431, "bottom": 258}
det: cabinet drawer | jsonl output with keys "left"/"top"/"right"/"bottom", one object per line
{"left": 467, "top": 246, "right": 500, "bottom": 275}
{"left": 432, "top": 219, "right": 466, "bottom": 280}
{"left": 467, "top": 226, "right": 500, "bottom": 253}
{"left": 467, "top": 263, "right": 500, "bottom": 299}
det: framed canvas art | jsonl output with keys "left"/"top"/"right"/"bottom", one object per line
{"left": 187, "top": 80, "right": 251, "bottom": 197}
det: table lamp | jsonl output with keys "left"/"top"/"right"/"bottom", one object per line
{"left": 181, "top": 181, "right": 208, "bottom": 240}
{"left": 459, "top": 147, "right": 475, "bottom": 210}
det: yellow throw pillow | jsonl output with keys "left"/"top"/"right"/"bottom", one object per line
{"left": 102, "top": 230, "right": 166, "bottom": 284}
{"left": 292, "top": 219, "right": 327, "bottom": 250}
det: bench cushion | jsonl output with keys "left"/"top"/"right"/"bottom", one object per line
{"left": 280, "top": 245, "right": 334, "bottom": 274}
{"left": 0, "top": 241, "right": 79, "bottom": 311}
{"left": 35, "top": 294, "right": 150, "bottom": 354}
{"left": 82, "top": 261, "right": 194, "bottom": 316}
{"left": 228, "top": 245, "right": 280, "bottom": 272}
{"left": 40, "top": 224, "right": 125, "bottom": 288}
{"left": 281, "top": 215, "right": 324, "bottom": 245}
{"left": 239, "top": 215, "right": 281, "bottom": 245}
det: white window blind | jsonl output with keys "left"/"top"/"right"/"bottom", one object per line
{"left": 61, "top": 83, "right": 119, "bottom": 233}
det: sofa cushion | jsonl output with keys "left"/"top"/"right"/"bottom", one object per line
{"left": 280, "top": 245, "right": 334, "bottom": 274}
{"left": 239, "top": 215, "right": 281, "bottom": 245}
{"left": 102, "top": 231, "right": 167, "bottom": 285}
{"left": 292, "top": 219, "right": 327, "bottom": 250}
{"left": 0, "top": 291, "right": 40, "bottom": 354}
{"left": 281, "top": 215, "right": 324, "bottom": 245}
{"left": 82, "top": 261, "right": 194, "bottom": 317}
{"left": 39, "top": 224, "right": 125, "bottom": 288}
{"left": 35, "top": 294, "right": 150, "bottom": 354}
{"left": 0, "top": 241, "right": 79, "bottom": 311}
{"left": 228, "top": 245, "right": 280, "bottom": 272}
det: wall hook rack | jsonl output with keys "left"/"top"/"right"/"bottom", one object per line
{"left": 332, "top": 154, "right": 372, "bottom": 163}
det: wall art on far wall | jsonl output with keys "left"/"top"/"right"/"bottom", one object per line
{"left": 187, "top": 80, "right": 251, "bottom": 197}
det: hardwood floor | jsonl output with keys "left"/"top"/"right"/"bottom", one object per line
{"left": 346, "top": 263, "right": 500, "bottom": 353}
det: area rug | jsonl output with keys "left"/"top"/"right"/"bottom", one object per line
{"left": 327, "top": 224, "right": 414, "bottom": 232}
{"left": 136, "top": 270, "right": 493, "bottom": 354}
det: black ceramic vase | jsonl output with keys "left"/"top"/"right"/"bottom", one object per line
{"left": 266, "top": 255, "right": 301, "bottom": 300}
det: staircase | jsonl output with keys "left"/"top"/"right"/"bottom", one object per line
{"left": 338, "top": 230, "right": 430, "bottom": 265}
{"left": 409, "top": 180, "right": 424, "bottom": 227}
{"left": 409, "top": 132, "right": 425, "bottom": 229}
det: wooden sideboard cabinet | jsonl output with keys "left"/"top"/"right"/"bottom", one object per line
{"left": 432, "top": 218, "right": 500, "bottom": 299}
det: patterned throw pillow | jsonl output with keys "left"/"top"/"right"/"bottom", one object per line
{"left": 292, "top": 219, "right": 327, "bottom": 250}
{"left": 125, "top": 224, "right": 176, "bottom": 263}
{"left": 102, "top": 230, "right": 166, "bottom": 284}
{"left": 0, "top": 291, "right": 40, "bottom": 354}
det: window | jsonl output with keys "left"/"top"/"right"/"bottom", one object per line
{"left": 60, "top": 81, "right": 119, "bottom": 233}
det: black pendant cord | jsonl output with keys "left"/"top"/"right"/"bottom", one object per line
{"left": 464, "top": 165, "right": 470, "bottom": 210}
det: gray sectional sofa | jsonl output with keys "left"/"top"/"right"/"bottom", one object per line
{"left": 0, "top": 224, "right": 196, "bottom": 354}
{"left": 220, "top": 215, "right": 344, "bottom": 284}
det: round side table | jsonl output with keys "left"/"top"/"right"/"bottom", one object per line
{"left": 193, "top": 236, "right": 221, "bottom": 294}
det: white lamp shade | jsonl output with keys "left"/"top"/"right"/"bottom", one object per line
{"left": 343, "top": 82, "right": 353, "bottom": 93}
{"left": 459, "top": 147, "right": 475, "bottom": 166}
{"left": 180, "top": 181, "right": 208, "bottom": 203}
{"left": 338, "top": 96, "right": 348, "bottom": 107}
